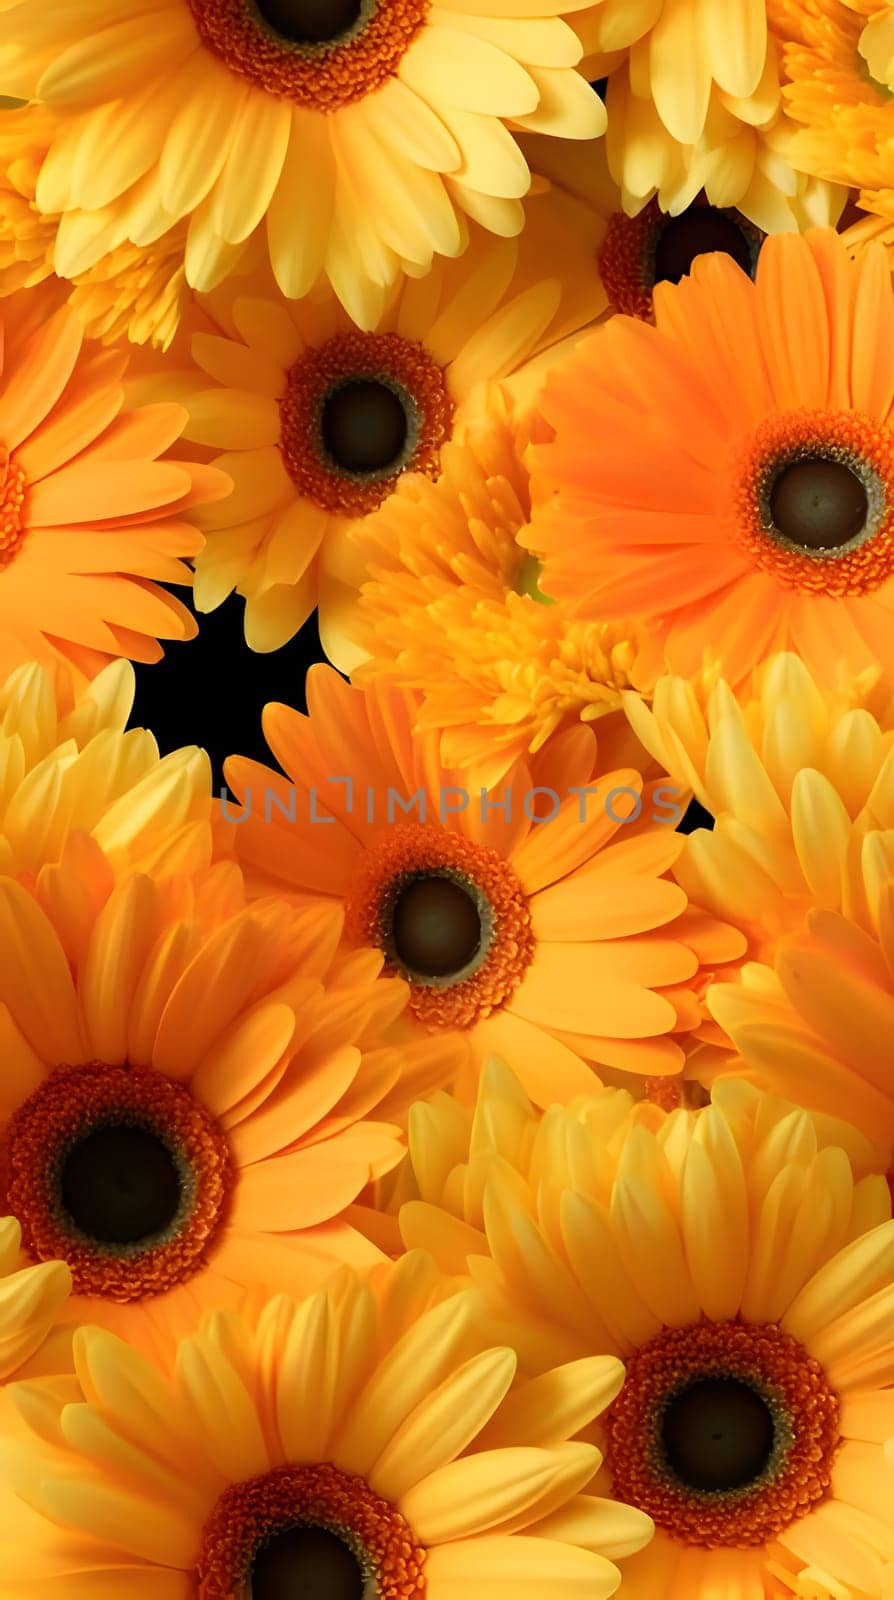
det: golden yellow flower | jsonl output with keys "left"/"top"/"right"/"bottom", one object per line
{"left": 0, "top": 1252, "right": 654, "bottom": 1596}
{"left": 770, "top": 0, "right": 894, "bottom": 229}
{"left": 350, "top": 382, "right": 644, "bottom": 788}
{"left": 0, "top": 0, "right": 606, "bottom": 329}
{"left": 154, "top": 184, "right": 608, "bottom": 667}
{"left": 389, "top": 1061, "right": 894, "bottom": 1599}
{"left": 622, "top": 651, "right": 894, "bottom": 963}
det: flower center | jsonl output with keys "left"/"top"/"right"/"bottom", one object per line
{"left": 0, "top": 445, "right": 27, "bottom": 569}
{"left": 251, "top": 1525, "right": 364, "bottom": 1600}
{"left": 343, "top": 824, "right": 535, "bottom": 1028}
{"left": 392, "top": 874, "right": 483, "bottom": 977}
{"left": 279, "top": 333, "right": 454, "bottom": 517}
{"left": 321, "top": 379, "right": 409, "bottom": 476}
{"left": 598, "top": 199, "right": 762, "bottom": 320}
{"left": 602, "top": 1319, "right": 840, "bottom": 1548}
{"left": 187, "top": 0, "right": 431, "bottom": 111}
{"left": 198, "top": 1462, "right": 426, "bottom": 1599}
{"left": 768, "top": 456, "right": 868, "bottom": 549}
{"left": 60, "top": 1123, "right": 181, "bottom": 1245}
{"left": 254, "top": 0, "right": 362, "bottom": 44}
{"left": 2, "top": 1062, "right": 233, "bottom": 1301}
{"left": 661, "top": 1377, "right": 775, "bottom": 1492}
{"left": 733, "top": 409, "right": 894, "bottom": 595}
{"left": 653, "top": 208, "right": 753, "bottom": 286}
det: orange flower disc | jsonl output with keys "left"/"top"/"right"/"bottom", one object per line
{"left": 343, "top": 822, "right": 535, "bottom": 1029}
{"left": 278, "top": 331, "right": 454, "bottom": 517}
{"left": 2, "top": 1061, "right": 234, "bottom": 1302}
{"left": 602, "top": 1319, "right": 841, "bottom": 1548}
{"left": 198, "top": 1461, "right": 427, "bottom": 1598}
{"left": 187, "top": 0, "right": 431, "bottom": 112}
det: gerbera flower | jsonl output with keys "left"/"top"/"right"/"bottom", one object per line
{"left": 348, "top": 382, "right": 643, "bottom": 789}
{"left": 0, "top": 0, "right": 605, "bottom": 331}
{"left": 0, "top": 842, "right": 459, "bottom": 1357}
{"left": 621, "top": 651, "right": 894, "bottom": 962}
{"left": 145, "top": 184, "right": 609, "bottom": 669}
{"left": 0, "top": 1250, "right": 653, "bottom": 1597}
{"left": 0, "top": 279, "right": 231, "bottom": 685}
{"left": 222, "top": 666, "right": 746, "bottom": 1105}
{"left": 770, "top": 0, "right": 894, "bottom": 227}
{"left": 524, "top": 228, "right": 894, "bottom": 692}
{"left": 708, "top": 875, "right": 894, "bottom": 1166}
{"left": 577, "top": 0, "right": 846, "bottom": 231}
{"left": 0, "top": 656, "right": 227, "bottom": 883}
{"left": 0, "top": 1215, "right": 71, "bottom": 1385}
{"left": 394, "top": 1063, "right": 894, "bottom": 1599}
{"left": 0, "top": 104, "right": 190, "bottom": 351}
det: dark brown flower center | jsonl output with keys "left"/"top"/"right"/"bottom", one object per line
{"left": 660, "top": 1377, "right": 775, "bottom": 1492}
{"left": 392, "top": 874, "right": 482, "bottom": 978}
{"left": 251, "top": 1525, "right": 364, "bottom": 1600}
{"left": 254, "top": 0, "right": 363, "bottom": 44}
{"left": 769, "top": 456, "right": 869, "bottom": 549}
{"left": 60, "top": 1123, "right": 182, "bottom": 1247}
{"left": 653, "top": 206, "right": 753, "bottom": 286}
{"left": 321, "top": 379, "right": 409, "bottom": 476}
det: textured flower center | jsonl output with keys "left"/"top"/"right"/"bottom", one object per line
{"left": 198, "top": 1461, "right": 427, "bottom": 1598}
{"left": 0, "top": 445, "right": 27, "bottom": 569}
{"left": 1, "top": 1062, "right": 233, "bottom": 1301}
{"left": 598, "top": 199, "right": 762, "bottom": 320}
{"left": 279, "top": 333, "right": 454, "bottom": 517}
{"left": 602, "top": 1319, "right": 840, "bottom": 1548}
{"left": 733, "top": 409, "right": 894, "bottom": 594}
{"left": 187, "top": 0, "right": 431, "bottom": 111}
{"left": 344, "top": 823, "right": 535, "bottom": 1028}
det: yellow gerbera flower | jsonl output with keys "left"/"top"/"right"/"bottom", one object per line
{"left": 622, "top": 651, "right": 894, "bottom": 963}
{"left": 0, "top": 656, "right": 227, "bottom": 882}
{"left": 0, "top": 103, "right": 190, "bottom": 351}
{"left": 349, "top": 381, "right": 643, "bottom": 789}
{"left": 0, "top": 1251, "right": 653, "bottom": 1597}
{"left": 0, "top": 1216, "right": 71, "bottom": 1386}
{"left": 770, "top": 0, "right": 894, "bottom": 229}
{"left": 0, "top": 842, "right": 457, "bottom": 1358}
{"left": 708, "top": 876, "right": 894, "bottom": 1167}
{"left": 139, "top": 181, "right": 608, "bottom": 669}
{"left": 0, "top": 0, "right": 605, "bottom": 329}
{"left": 391, "top": 1063, "right": 894, "bottom": 1600}
{"left": 222, "top": 666, "right": 745, "bottom": 1104}
{"left": 580, "top": 0, "right": 845, "bottom": 230}
{"left": 0, "top": 279, "right": 231, "bottom": 685}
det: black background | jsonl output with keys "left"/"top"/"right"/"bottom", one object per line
{"left": 131, "top": 586, "right": 714, "bottom": 833}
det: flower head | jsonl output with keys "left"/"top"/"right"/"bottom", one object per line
{"left": 390, "top": 1062, "right": 894, "bottom": 1598}
{"left": 222, "top": 667, "right": 745, "bottom": 1105}
{"left": 0, "top": 0, "right": 605, "bottom": 327}
{"left": 0, "top": 1251, "right": 653, "bottom": 1595}
{"left": 525, "top": 228, "right": 894, "bottom": 693}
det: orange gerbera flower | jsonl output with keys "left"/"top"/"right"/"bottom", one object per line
{"left": 708, "top": 874, "right": 894, "bottom": 1170}
{"left": 350, "top": 382, "right": 643, "bottom": 790}
{"left": 0, "top": 280, "right": 230, "bottom": 686}
{"left": 222, "top": 666, "right": 746, "bottom": 1106}
{"left": 0, "top": 838, "right": 457, "bottom": 1359}
{"left": 136, "top": 179, "right": 608, "bottom": 670}
{"left": 0, "top": 1254, "right": 652, "bottom": 1597}
{"left": 524, "top": 227, "right": 894, "bottom": 692}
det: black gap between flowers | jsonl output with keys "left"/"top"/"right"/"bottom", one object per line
{"left": 590, "top": 78, "right": 608, "bottom": 99}
{"left": 679, "top": 798, "right": 714, "bottom": 834}
{"left": 130, "top": 589, "right": 335, "bottom": 791}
